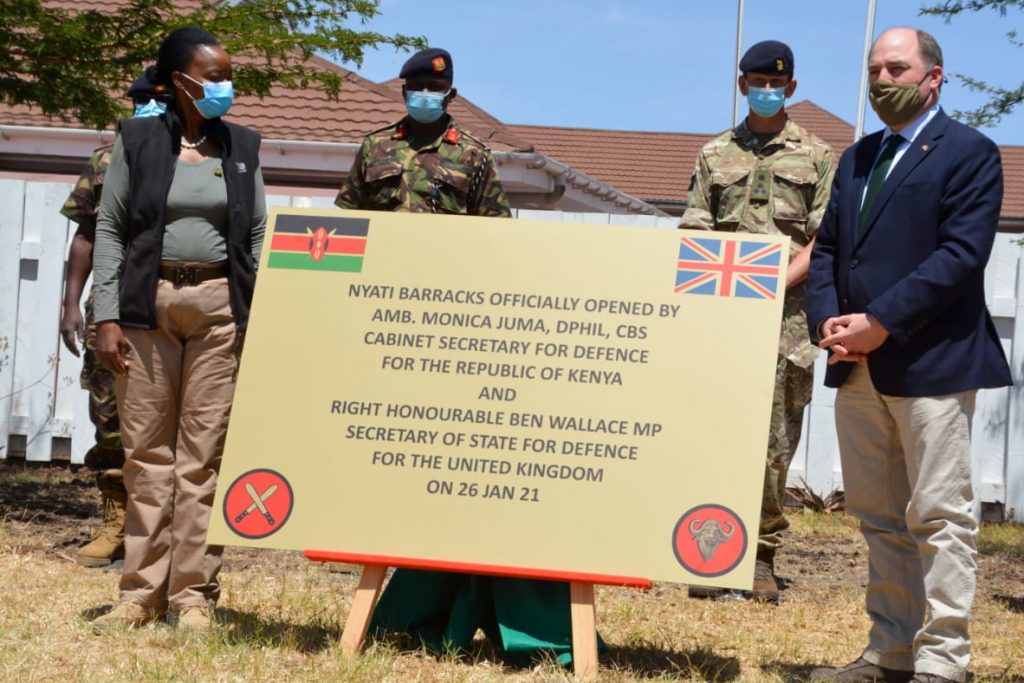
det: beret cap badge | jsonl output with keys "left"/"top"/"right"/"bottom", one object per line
{"left": 432, "top": 57, "right": 446, "bottom": 73}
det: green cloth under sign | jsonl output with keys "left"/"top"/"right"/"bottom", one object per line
{"left": 369, "top": 569, "right": 605, "bottom": 666}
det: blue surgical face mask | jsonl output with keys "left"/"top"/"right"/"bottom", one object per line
{"left": 747, "top": 85, "right": 786, "bottom": 118}
{"left": 181, "top": 73, "right": 234, "bottom": 119}
{"left": 133, "top": 99, "right": 167, "bottom": 118}
{"left": 405, "top": 89, "right": 448, "bottom": 124}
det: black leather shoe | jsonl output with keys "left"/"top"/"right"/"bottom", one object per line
{"left": 810, "top": 657, "right": 914, "bottom": 682}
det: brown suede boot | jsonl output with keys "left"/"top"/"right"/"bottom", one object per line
{"left": 750, "top": 548, "right": 780, "bottom": 603}
{"left": 92, "top": 602, "right": 161, "bottom": 635}
{"left": 77, "top": 469, "right": 126, "bottom": 568}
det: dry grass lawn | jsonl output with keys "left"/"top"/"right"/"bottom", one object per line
{"left": 1, "top": 465, "right": 1022, "bottom": 682}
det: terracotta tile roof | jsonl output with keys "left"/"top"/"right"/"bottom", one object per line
{"left": 786, "top": 101, "right": 855, "bottom": 155}
{"left": 507, "top": 123, "right": 713, "bottom": 207}
{"left": 511, "top": 101, "right": 1024, "bottom": 221}
{"left": 229, "top": 55, "right": 407, "bottom": 143}
{"left": 508, "top": 101, "right": 849, "bottom": 207}
{"left": 1003, "top": 146, "right": 1024, "bottom": 219}
{"left": 0, "top": 49, "right": 530, "bottom": 151}
{"left": 12, "top": 0, "right": 531, "bottom": 148}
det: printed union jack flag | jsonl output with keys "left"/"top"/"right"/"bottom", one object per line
{"left": 675, "top": 236, "right": 782, "bottom": 299}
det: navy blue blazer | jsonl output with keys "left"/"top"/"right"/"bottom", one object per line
{"left": 807, "top": 108, "right": 1012, "bottom": 396}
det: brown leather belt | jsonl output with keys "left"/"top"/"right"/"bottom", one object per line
{"left": 159, "top": 262, "right": 229, "bottom": 286}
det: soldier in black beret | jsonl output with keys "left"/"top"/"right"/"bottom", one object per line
{"left": 681, "top": 38, "right": 836, "bottom": 604}
{"left": 398, "top": 47, "right": 457, "bottom": 126}
{"left": 336, "top": 46, "right": 510, "bottom": 216}
{"left": 399, "top": 47, "right": 453, "bottom": 80}
{"left": 739, "top": 39, "right": 795, "bottom": 78}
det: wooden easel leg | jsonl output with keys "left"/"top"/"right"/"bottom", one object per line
{"left": 570, "top": 581, "right": 598, "bottom": 680}
{"left": 340, "top": 564, "right": 387, "bottom": 659}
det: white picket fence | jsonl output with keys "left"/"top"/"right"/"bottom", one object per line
{"left": 2, "top": 179, "right": 1021, "bottom": 519}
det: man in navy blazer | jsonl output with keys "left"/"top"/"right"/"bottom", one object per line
{"left": 807, "top": 28, "right": 1011, "bottom": 683}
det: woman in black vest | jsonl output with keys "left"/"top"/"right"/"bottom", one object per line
{"left": 91, "top": 27, "right": 266, "bottom": 633}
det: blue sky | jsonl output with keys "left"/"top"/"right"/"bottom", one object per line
{"left": 341, "top": 0, "right": 1023, "bottom": 146}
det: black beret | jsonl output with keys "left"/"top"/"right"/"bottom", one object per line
{"left": 739, "top": 40, "right": 794, "bottom": 77}
{"left": 399, "top": 48, "right": 453, "bottom": 81}
{"left": 126, "top": 64, "right": 173, "bottom": 102}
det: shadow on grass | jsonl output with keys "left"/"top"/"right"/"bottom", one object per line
{"left": 362, "top": 631, "right": 559, "bottom": 671}
{"left": 994, "top": 594, "right": 1024, "bottom": 614}
{"left": 81, "top": 604, "right": 115, "bottom": 622}
{"left": 0, "top": 464, "right": 94, "bottom": 522}
{"left": 603, "top": 644, "right": 740, "bottom": 681}
{"left": 215, "top": 607, "right": 339, "bottom": 654}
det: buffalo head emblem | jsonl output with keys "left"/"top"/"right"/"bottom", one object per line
{"left": 689, "top": 518, "right": 736, "bottom": 563}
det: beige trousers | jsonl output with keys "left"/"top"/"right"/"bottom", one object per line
{"left": 116, "top": 278, "right": 237, "bottom": 612}
{"left": 835, "top": 363, "right": 977, "bottom": 682}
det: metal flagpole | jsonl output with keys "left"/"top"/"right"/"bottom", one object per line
{"left": 854, "top": 0, "right": 878, "bottom": 141}
{"left": 731, "top": 0, "right": 745, "bottom": 127}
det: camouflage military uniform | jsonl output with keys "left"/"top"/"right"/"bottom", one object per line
{"left": 681, "top": 119, "right": 836, "bottom": 551}
{"left": 335, "top": 117, "right": 511, "bottom": 217}
{"left": 61, "top": 144, "right": 124, "bottom": 469}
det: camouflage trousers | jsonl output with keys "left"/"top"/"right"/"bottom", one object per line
{"left": 81, "top": 291, "right": 124, "bottom": 470}
{"left": 759, "top": 354, "right": 814, "bottom": 550}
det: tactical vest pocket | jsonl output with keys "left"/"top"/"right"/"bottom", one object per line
{"left": 710, "top": 169, "right": 750, "bottom": 226}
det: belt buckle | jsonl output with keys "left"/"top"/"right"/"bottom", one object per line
{"left": 173, "top": 265, "right": 197, "bottom": 286}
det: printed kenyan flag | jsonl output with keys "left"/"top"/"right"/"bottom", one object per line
{"left": 267, "top": 214, "right": 369, "bottom": 273}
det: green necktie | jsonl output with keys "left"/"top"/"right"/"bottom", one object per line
{"left": 858, "top": 134, "right": 904, "bottom": 235}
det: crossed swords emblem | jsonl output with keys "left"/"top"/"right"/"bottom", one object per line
{"left": 234, "top": 483, "right": 279, "bottom": 525}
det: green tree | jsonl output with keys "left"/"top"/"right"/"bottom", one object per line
{"left": 0, "top": 0, "right": 424, "bottom": 129}
{"left": 919, "top": 0, "right": 1023, "bottom": 127}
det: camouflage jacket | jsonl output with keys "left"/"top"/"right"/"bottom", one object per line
{"left": 60, "top": 144, "right": 114, "bottom": 239}
{"left": 335, "top": 116, "right": 511, "bottom": 218}
{"left": 680, "top": 118, "right": 836, "bottom": 368}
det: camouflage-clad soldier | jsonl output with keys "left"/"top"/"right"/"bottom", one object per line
{"left": 336, "top": 120, "right": 509, "bottom": 217}
{"left": 58, "top": 66, "right": 173, "bottom": 568}
{"left": 681, "top": 41, "right": 836, "bottom": 603}
{"left": 335, "top": 50, "right": 510, "bottom": 218}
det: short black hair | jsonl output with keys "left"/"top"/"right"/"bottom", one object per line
{"left": 156, "top": 27, "right": 221, "bottom": 87}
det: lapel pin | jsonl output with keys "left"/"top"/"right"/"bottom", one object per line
{"left": 921, "top": 144, "right": 929, "bottom": 152}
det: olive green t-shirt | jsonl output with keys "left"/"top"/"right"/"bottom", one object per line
{"left": 93, "top": 136, "right": 267, "bottom": 322}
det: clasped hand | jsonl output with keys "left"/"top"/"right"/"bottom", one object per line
{"left": 818, "top": 313, "right": 889, "bottom": 365}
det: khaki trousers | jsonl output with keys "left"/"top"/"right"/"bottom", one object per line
{"left": 116, "top": 278, "right": 237, "bottom": 612}
{"left": 835, "top": 363, "right": 977, "bottom": 682}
